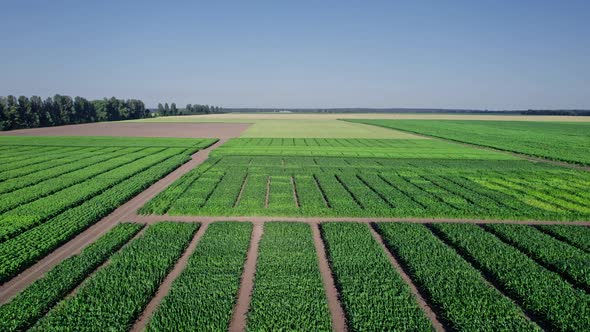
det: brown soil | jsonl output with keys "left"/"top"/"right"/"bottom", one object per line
{"left": 312, "top": 223, "right": 348, "bottom": 332}
{"left": 130, "top": 222, "right": 210, "bottom": 332}
{"left": 368, "top": 224, "right": 445, "bottom": 331}
{"left": 0, "top": 140, "right": 226, "bottom": 303}
{"left": 229, "top": 222, "right": 264, "bottom": 332}
{"left": 0, "top": 122, "right": 249, "bottom": 138}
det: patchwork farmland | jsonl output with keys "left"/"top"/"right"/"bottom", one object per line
{"left": 0, "top": 116, "right": 589, "bottom": 331}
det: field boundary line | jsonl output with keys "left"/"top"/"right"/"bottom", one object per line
{"left": 0, "top": 139, "right": 226, "bottom": 299}
{"left": 368, "top": 223, "right": 445, "bottom": 331}
{"left": 130, "top": 222, "right": 209, "bottom": 332}
{"left": 132, "top": 215, "right": 590, "bottom": 226}
{"left": 229, "top": 222, "right": 263, "bottom": 332}
{"left": 312, "top": 223, "right": 348, "bottom": 332}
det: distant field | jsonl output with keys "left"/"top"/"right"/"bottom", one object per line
{"left": 351, "top": 119, "right": 590, "bottom": 165}
{"left": 211, "top": 138, "right": 509, "bottom": 159}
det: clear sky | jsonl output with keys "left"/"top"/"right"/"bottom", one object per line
{"left": 1, "top": 0, "right": 588, "bottom": 109}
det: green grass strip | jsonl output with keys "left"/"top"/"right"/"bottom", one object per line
{"left": 247, "top": 222, "right": 331, "bottom": 331}
{"left": 0, "top": 223, "right": 142, "bottom": 332}
{"left": 321, "top": 222, "right": 432, "bottom": 331}
{"left": 31, "top": 222, "right": 198, "bottom": 331}
{"left": 146, "top": 222, "right": 251, "bottom": 331}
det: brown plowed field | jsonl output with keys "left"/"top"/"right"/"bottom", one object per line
{"left": 0, "top": 122, "right": 250, "bottom": 138}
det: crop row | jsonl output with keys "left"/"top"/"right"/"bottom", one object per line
{"left": 0, "top": 147, "right": 97, "bottom": 180}
{"left": 0, "top": 147, "right": 127, "bottom": 195}
{"left": 0, "top": 153, "right": 190, "bottom": 283}
{"left": 431, "top": 223, "right": 590, "bottom": 331}
{"left": 146, "top": 222, "right": 251, "bottom": 331}
{"left": 375, "top": 223, "right": 537, "bottom": 330}
{"left": 145, "top": 157, "right": 590, "bottom": 220}
{"left": 321, "top": 222, "right": 432, "bottom": 331}
{"left": 30, "top": 222, "right": 198, "bottom": 331}
{"left": 0, "top": 147, "right": 151, "bottom": 213}
{"left": 535, "top": 224, "right": 590, "bottom": 252}
{"left": 0, "top": 147, "right": 184, "bottom": 242}
{"left": 483, "top": 223, "right": 590, "bottom": 291}
{"left": 0, "top": 223, "right": 142, "bottom": 332}
{"left": 247, "top": 222, "right": 331, "bottom": 330}
{"left": 0, "top": 136, "right": 217, "bottom": 149}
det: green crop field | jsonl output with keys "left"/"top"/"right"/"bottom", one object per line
{"left": 142, "top": 148, "right": 590, "bottom": 221}
{"left": 349, "top": 119, "right": 590, "bottom": 165}
{"left": 2, "top": 221, "right": 588, "bottom": 331}
{"left": 0, "top": 136, "right": 215, "bottom": 283}
{"left": 1, "top": 116, "right": 589, "bottom": 331}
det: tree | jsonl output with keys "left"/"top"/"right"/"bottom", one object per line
{"left": 170, "top": 103, "right": 177, "bottom": 115}
{"left": 164, "top": 103, "right": 170, "bottom": 116}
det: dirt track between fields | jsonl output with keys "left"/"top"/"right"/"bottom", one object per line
{"left": 0, "top": 139, "right": 227, "bottom": 303}
{"left": 0, "top": 122, "right": 250, "bottom": 138}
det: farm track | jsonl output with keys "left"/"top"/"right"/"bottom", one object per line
{"left": 229, "top": 222, "right": 263, "bottom": 332}
{"left": 131, "top": 222, "right": 210, "bottom": 332}
{"left": 0, "top": 139, "right": 227, "bottom": 302}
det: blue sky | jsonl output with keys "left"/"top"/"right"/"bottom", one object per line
{"left": 1, "top": 0, "right": 588, "bottom": 109}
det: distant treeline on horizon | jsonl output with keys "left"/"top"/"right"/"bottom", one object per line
{"left": 225, "top": 108, "right": 590, "bottom": 116}
{"left": 0, "top": 95, "right": 151, "bottom": 131}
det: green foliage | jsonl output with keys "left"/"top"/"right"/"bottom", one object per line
{"left": 143, "top": 155, "right": 590, "bottom": 221}
{"left": 147, "top": 222, "right": 252, "bottom": 331}
{"left": 376, "top": 223, "right": 538, "bottom": 331}
{"left": 536, "top": 224, "right": 590, "bottom": 253}
{"left": 0, "top": 136, "right": 216, "bottom": 149}
{"left": 247, "top": 222, "right": 332, "bottom": 331}
{"left": 432, "top": 223, "right": 590, "bottom": 331}
{"left": 350, "top": 119, "right": 590, "bottom": 165}
{"left": 484, "top": 223, "right": 590, "bottom": 291}
{"left": 0, "top": 154, "right": 190, "bottom": 283}
{"left": 31, "top": 222, "right": 198, "bottom": 331}
{"left": 321, "top": 222, "right": 432, "bottom": 331}
{"left": 0, "top": 223, "right": 142, "bottom": 332}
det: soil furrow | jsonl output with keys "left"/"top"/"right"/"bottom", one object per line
{"left": 229, "top": 222, "right": 263, "bottom": 332}
{"left": 312, "top": 223, "right": 347, "bottom": 332}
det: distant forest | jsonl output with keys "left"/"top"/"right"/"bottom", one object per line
{"left": 155, "top": 102, "right": 223, "bottom": 116}
{"left": 0, "top": 95, "right": 150, "bottom": 131}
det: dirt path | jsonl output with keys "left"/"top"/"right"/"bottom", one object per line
{"left": 132, "top": 215, "right": 590, "bottom": 226}
{"left": 367, "top": 224, "right": 445, "bottom": 331}
{"left": 130, "top": 222, "right": 210, "bottom": 332}
{"left": 229, "top": 222, "right": 264, "bottom": 332}
{"left": 312, "top": 223, "right": 348, "bottom": 332}
{"left": 0, "top": 140, "right": 226, "bottom": 302}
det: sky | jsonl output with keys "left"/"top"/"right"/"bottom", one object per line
{"left": 1, "top": 0, "right": 589, "bottom": 109}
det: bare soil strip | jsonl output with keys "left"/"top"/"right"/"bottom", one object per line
{"left": 367, "top": 224, "right": 445, "bottom": 332}
{"left": 0, "top": 123, "right": 250, "bottom": 138}
{"left": 291, "top": 176, "right": 300, "bottom": 208}
{"left": 264, "top": 176, "right": 271, "bottom": 208}
{"left": 0, "top": 140, "right": 226, "bottom": 302}
{"left": 131, "top": 222, "right": 210, "bottom": 332}
{"left": 234, "top": 175, "right": 249, "bottom": 208}
{"left": 229, "top": 222, "right": 264, "bottom": 332}
{"left": 132, "top": 215, "right": 590, "bottom": 226}
{"left": 312, "top": 223, "right": 348, "bottom": 332}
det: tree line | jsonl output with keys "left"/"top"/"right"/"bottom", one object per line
{"left": 0, "top": 95, "right": 150, "bottom": 131}
{"left": 157, "top": 102, "right": 222, "bottom": 116}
